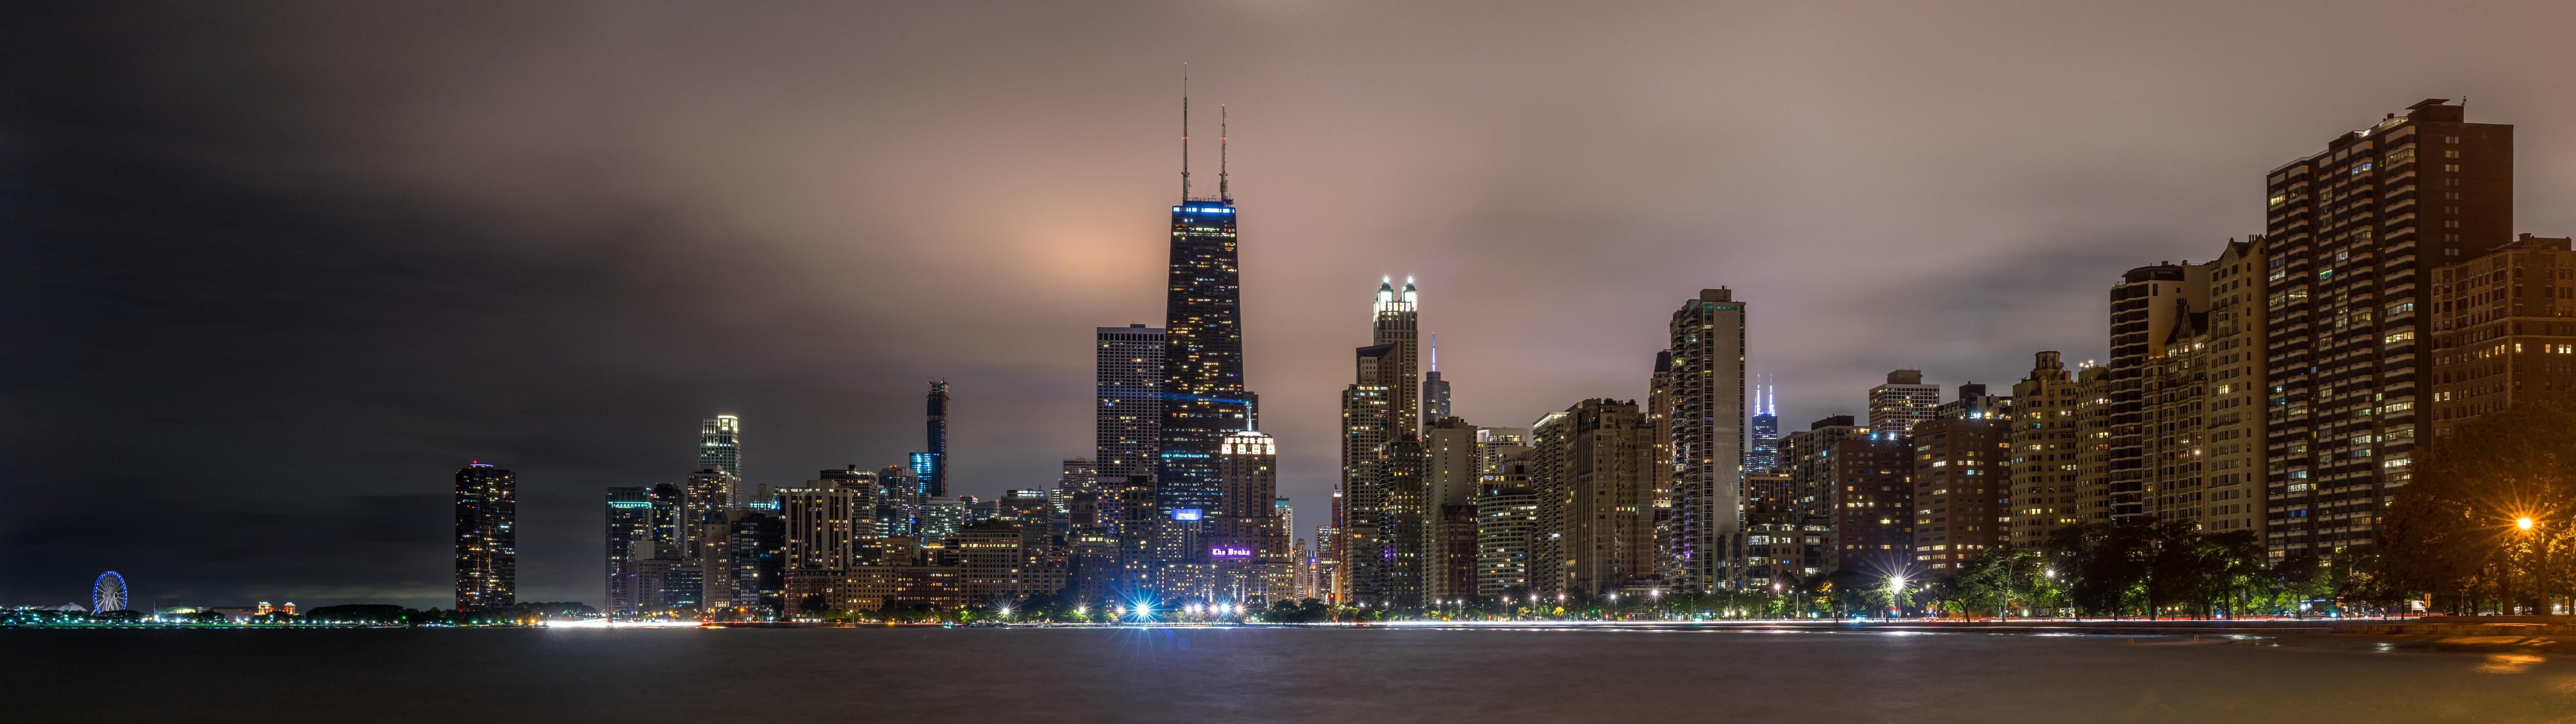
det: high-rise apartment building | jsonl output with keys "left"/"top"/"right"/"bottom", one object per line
{"left": 1096, "top": 324, "right": 1165, "bottom": 480}
{"left": 2009, "top": 352, "right": 2089, "bottom": 547}
{"left": 1784, "top": 417, "right": 1912, "bottom": 575}
{"left": 1740, "top": 471, "right": 1814, "bottom": 587}
{"left": 1423, "top": 416, "right": 1481, "bottom": 602}
{"left": 453, "top": 462, "right": 516, "bottom": 611}
{"left": 1376, "top": 436, "right": 1429, "bottom": 609}
{"left": 1668, "top": 289, "right": 1747, "bottom": 592}
{"left": 605, "top": 487, "right": 653, "bottom": 618}
{"left": 923, "top": 381, "right": 950, "bottom": 497}
{"left": 1113, "top": 475, "right": 1159, "bottom": 599}
{"left": 2264, "top": 99, "right": 2513, "bottom": 561}
{"left": 699, "top": 415, "right": 742, "bottom": 474}
{"left": 1530, "top": 399, "right": 1657, "bottom": 598}
{"left": 2204, "top": 238, "right": 2271, "bottom": 535}
{"left": 1909, "top": 417, "right": 2011, "bottom": 572}
{"left": 1647, "top": 350, "right": 1677, "bottom": 581}
{"left": 2112, "top": 262, "right": 2211, "bottom": 523}
{"left": 1213, "top": 430, "right": 1286, "bottom": 603}
{"left": 2141, "top": 287, "right": 2216, "bottom": 526}
{"left": 1475, "top": 453, "right": 1539, "bottom": 597}
{"left": 778, "top": 484, "right": 860, "bottom": 574}
{"left": 1867, "top": 371, "right": 1941, "bottom": 433}
{"left": 2430, "top": 235, "right": 2576, "bottom": 436}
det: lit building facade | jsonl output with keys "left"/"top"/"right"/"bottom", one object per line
{"left": 2204, "top": 238, "right": 2271, "bottom": 535}
{"left": 2009, "top": 352, "right": 2087, "bottom": 547}
{"left": 1867, "top": 370, "right": 1940, "bottom": 434}
{"left": 1909, "top": 417, "right": 2010, "bottom": 572}
{"left": 453, "top": 462, "right": 516, "bottom": 611}
{"left": 1156, "top": 197, "right": 1254, "bottom": 531}
{"left": 699, "top": 415, "right": 742, "bottom": 474}
{"left": 1475, "top": 454, "right": 1539, "bottom": 597}
{"left": 2430, "top": 235, "right": 2576, "bottom": 436}
{"left": 1530, "top": 399, "right": 1657, "bottom": 598}
{"left": 1785, "top": 417, "right": 1912, "bottom": 575}
{"left": 2112, "top": 261, "right": 2210, "bottom": 523}
{"left": 1423, "top": 416, "right": 1481, "bottom": 602}
{"left": 605, "top": 486, "right": 652, "bottom": 618}
{"left": 1668, "top": 289, "right": 1747, "bottom": 592}
{"left": 2263, "top": 99, "right": 2514, "bottom": 561}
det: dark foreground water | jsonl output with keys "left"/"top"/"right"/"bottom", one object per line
{"left": 8, "top": 625, "right": 2574, "bottom": 723}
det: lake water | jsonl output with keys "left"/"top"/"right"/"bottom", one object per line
{"left": 8, "top": 625, "right": 2572, "bottom": 722}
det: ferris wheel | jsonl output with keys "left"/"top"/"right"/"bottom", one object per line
{"left": 93, "top": 571, "right": 128, "bottom": 615}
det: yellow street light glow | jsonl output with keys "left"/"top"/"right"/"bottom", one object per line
{"left": 2518, "top": 516, "right": 2537, "bottom": 531}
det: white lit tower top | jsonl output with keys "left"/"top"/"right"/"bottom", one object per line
{"left": 1372, "top": 277, "right": 1421, "bottom": 439}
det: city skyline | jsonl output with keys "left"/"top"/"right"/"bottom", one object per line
{"left": 11, "top": 2, "right": 2576, "bottom": 609}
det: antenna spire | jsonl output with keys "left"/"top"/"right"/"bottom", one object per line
{"left": 1219, "top": 104, "right": 1230, "bottom": 202}
{"left": 1429, "top": 332, "right": 1438, "bottom": 372}
{"left": 1180, "top": 63, "right": 1191, "bottom": 200}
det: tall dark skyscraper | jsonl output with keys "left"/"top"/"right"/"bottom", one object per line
{"left": 1748, "top": 376, "right": 1780, "bottom": 471}
{"left": 453, "top": 462, "right": 517, "bottom": 611}
{"left": 1096, "top": 324, "right": 1165, "bottom": 480}
{"left": 1154, "top": 89, "right": 1251, "bottom": 525}
{"left": 923, "top": 380, "right": 949, "bottom": 497}
{"left": 605, "top": 487, "right": 652, "bottom": 618}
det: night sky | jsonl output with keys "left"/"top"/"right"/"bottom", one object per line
{"left": 6, "top": 2, "right": 2572, "bottom": 609}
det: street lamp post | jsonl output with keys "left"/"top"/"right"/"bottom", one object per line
{"left": 2520, "top": 516, "right": 2550, "bottom": 616}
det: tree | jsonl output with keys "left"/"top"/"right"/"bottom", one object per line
{"left": 2383, "top": 403, "right": 2576, "bottom": 615}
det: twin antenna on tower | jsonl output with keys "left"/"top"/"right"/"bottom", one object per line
{"left": 1181, "top": 63, "right": 1229, "bottom": 202}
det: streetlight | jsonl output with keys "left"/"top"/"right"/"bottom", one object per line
{"left": 2518, "top": 516, "right": 2550, "bottom": 616}
{"left": 1886, "top": 575, "right": 1908, "bottom": 619}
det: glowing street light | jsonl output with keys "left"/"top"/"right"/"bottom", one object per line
{"left": 2517, "top": 515, "right": 2551, "bottom": 614}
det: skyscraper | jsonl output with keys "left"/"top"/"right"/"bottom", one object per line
{"left": 1867, "top": 371, "right": 1940, "bottom": 433}
{"left": 2111, "top": 262, "right": 2210, "bottom": 523}
{"left": 2264, "top": 99, "right": 2513, "bottom": 561}
{"left": 2203, "top": 238, "right": 2270, "bottom": 537}
{"left": 924, "top": 380, "right": 950, "bottom": 497}
{"left": 1748, "top": 375, "right": 1781, "bottom": 471}
{"left": 1422, "top": 332, "right": 1451, "bottom": 424}
{"left": 1340, "top": 343, "right": 1398, "bottom": 605}
{"left": 1154, "top": 167, "right": 1251, "bottom": 525}
{"left": 1647, "top": 350, "right": 1677, "bottom": 581}
{"left": 1668, "top": 288, "right": 1747, "bottom": 592}
{"left": 1375, "top": 278, "right": 1424, "bottom": 440}
{"left": 1474, "top": 451, "right": 1538, "bottom": 597}
{"left": 605, "top": 486, "right": 653, "bottom": 618}
{"left": 454, "top": 462, "right": 516, "bottom": 611}
{"left": 699, "top": 415, "right": 742, "bottom": 474}
{"left": 1096, "top": 324, "right": 1165, "bottom": 480}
